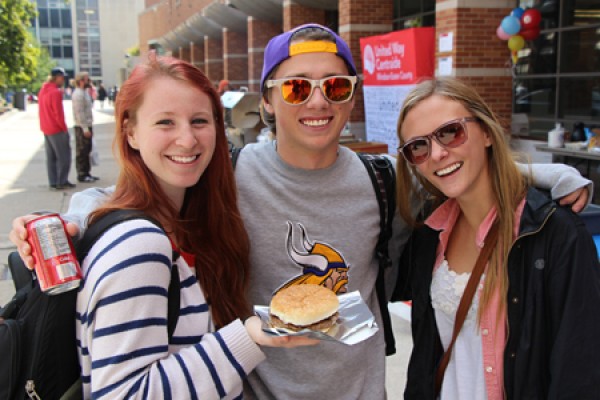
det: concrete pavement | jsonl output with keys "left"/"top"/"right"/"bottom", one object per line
{"left": 0, "top": 102, "right": 412, "bottom": 397}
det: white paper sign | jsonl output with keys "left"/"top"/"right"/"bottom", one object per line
{"left": 363, "top": 85, "right": 416, "bottom": 153}
{"left": 439, "top": 32, "right": 453, "bottom": 52}
{"left": 439, "top": 57, "right": 453, "bottom": 76}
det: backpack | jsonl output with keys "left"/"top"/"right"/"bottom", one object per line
{"left": 0, "top": 210, "right": 180, "bottom": 400}
{"left": 230, "top": 146, "right": 397, "bottom": 356}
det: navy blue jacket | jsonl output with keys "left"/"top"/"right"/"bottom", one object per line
{"left": 393, "top": 188, "right": 600, "bottom": 399}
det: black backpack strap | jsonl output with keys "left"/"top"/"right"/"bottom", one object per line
{"left": 78, "top": 209, "right": 180, "bottom": 341}
{"left": 7, "top": 251, "right": 34, "bottom": 292}
{"left": 357, "top": 153, "right": 397, "bottom": 356}
{"left": 167, "top": 251, "right": 181, "bottom": 340}
{"left": 76, "top": 209, "right": 149, "bottom": 261}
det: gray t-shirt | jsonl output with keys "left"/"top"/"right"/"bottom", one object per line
{"left": 237, "top": 143, "right": 410, "bottom": 400}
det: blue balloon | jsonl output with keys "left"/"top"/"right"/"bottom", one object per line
{"left": 511, "top": 7, "right": 525, "bottom": 19}
{"left": 501, "top": 15, "right": 521, "bottom": 36}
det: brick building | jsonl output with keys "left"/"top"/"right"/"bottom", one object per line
{"left": 137, "top": 0, "right": 600, "bottom": 150}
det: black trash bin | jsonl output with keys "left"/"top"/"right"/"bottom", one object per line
{"left": 13, "top": 90, "right": 27, "bottom": 111}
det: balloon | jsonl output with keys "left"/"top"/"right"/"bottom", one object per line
{"left": 508, "top": 35, "right": 525, "bottom": 52}
{"left": 496, "top": 25, "right": 511, "bottom": 40}
{"left": 520, "top": 26, "right": 541, "bottom": 41}
{"left": 501, "top": 15, "right": 521, "bottom": 36}
{"left": 512, "top": 51, "right": 519, "bottom": 65}
{"left": 521, "top": 9, "right": 542, "bottom": 28}
{"left": 511, "top": 7, "right": 525, "bottom": 19}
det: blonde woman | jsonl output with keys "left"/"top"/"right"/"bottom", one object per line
{"left": 395, "top": 77, "right": 600, "bottom": 399}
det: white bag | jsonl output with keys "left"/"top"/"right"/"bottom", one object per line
{"left": 90, "top": 137, "right": 99, "bottom": 166}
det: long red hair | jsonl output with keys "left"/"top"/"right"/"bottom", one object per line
{"left": 90, "top": 55, "right": 251, "bottom": 327}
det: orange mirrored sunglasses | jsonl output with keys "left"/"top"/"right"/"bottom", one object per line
{"left": 266, "top": 76, "right": 357, "bottom": 105}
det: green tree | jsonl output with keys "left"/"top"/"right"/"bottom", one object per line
{"left": 127, "top": 45, "right": 140, "bottom": 57}
{"left": 0, "top": 0, "right": 39, "bottom": 90}
{"left": 26, "top": 44, "right": 56, "bottom": 94}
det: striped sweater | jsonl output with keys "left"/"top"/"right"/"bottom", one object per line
{"left": 75, "top": 218, "right": 265, "bottom": 399}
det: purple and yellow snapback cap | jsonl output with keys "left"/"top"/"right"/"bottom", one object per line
{"left": 260, "top": 23, "right": 357, "bottom": 92}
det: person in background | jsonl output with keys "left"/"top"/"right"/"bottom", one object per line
{"left": 10, "top": 24, "right": 593, "bottom": 399}
{"left": 217, "top": 79, "right": 232, "bottom": 96}
{"left": 108, "top": 85, "right": 118, "bottom": 107}
{"left": 37, "top": 67, "right": 75, "bottom": 190}
{"left": 71, "top": 72, "right": 99, "bottom": 183}
{"left": 394, "top": 77, "right": 600, "bottom": 399}
{"left": 96, "top": 83, "right": 107, "bottom": 109}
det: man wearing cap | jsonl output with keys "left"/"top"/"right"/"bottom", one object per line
{"left": 37, "top": 67, "right": 75, "bottom": 190}
{"left": 71, "top": 71, "right": 99, "bottom": 183}
{"left": 14, "top": 23, "right": 592, "bottom": 399}
{"left": 234, "top": 24, "right": 592, "bottom": 399}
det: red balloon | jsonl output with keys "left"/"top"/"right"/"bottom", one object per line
{"left": 521, "top": 9, "right": 541, "bottom": 29}
{"left": 520, "top": 26, "right": 541, "bottom": 41}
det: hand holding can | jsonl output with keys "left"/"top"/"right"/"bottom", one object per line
{"left": 26, "top": 214, "right": 82, "bottom": 295}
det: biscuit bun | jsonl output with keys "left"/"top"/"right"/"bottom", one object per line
{"left": 269, "top": 284, "right": 339, "bottom": 332}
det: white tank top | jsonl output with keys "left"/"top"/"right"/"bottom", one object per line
{"left": 430, "top": 259, "right": 487, "bottom": 400}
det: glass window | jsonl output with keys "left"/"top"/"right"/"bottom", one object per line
{"left": 61, "top": 9, "right": 71, "bottom": 28}
{"left": 92, "top": 68, "right": 102, "bottom": 77}
{"left": 86, "top": 10, "right": 99, "bottom": 22}
{"left": 514, "top": 78, "right": 557, "bottom": 118}
{"left": 393, "top": 0, "right": 435, "bottom": 30}
{"left": 514, "top": 1, "right": 600, "bottom": 138}
{"left": 51, "top": 46, "right": 62, "bottom": 58}
{"left": 50, "top": 9, "right": 60, "bottom": 27}
{"left": 560, "top": 27, "right": 600, "bottom": 73}
{"left": 63, "top": 46, "right": 73, "bottom": 58}
{"left": 90, "top": 40, "right": 101, "bottom": 52}
{"left": 397, "top": 0, "right": 420, "bottom": 15}
{"left": 324, "top": 10, "right": 338, "bottom": 31}
{"left": 423, "top": 0, "right": 435, "bottom": 9}
{"left": 515, "top": 32, "right": 557, "bottom": 75}
{"left": 422, "top": 13, "right": 435, "bottom": 27}
{"left": 563, "top": 0, "right": 600, "bottom": 27}
{"left": 560, "top": 77, "right": 600, "bottom": 121}
{"left": 38, "top": 8, "right": 49, "bottom": 28}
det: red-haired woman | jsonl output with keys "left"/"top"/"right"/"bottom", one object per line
{"left": 45, "top": 55, "right": 313, "bottom": 399}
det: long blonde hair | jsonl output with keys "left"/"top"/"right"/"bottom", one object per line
{"left": 396, "top": 77, "right": 527, "bottom": 319}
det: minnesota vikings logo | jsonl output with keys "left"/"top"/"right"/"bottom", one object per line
{"left": 276, "top": 221, "right": 349, "bottom": 294}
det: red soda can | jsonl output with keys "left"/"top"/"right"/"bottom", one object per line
{"left": 26, "top": 214, "right": 82, "bottom": 295}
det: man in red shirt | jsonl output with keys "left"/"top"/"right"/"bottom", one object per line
{"left": 38, "top": 67, "right": 75, "bottom": 190}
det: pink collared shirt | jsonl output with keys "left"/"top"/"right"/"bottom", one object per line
{"left": 425, "top": 198, "right": 526, "bottom": 400}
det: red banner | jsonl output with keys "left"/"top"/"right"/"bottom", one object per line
{"left": 360, "top": 27, "right": 435, "bottom": 86}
